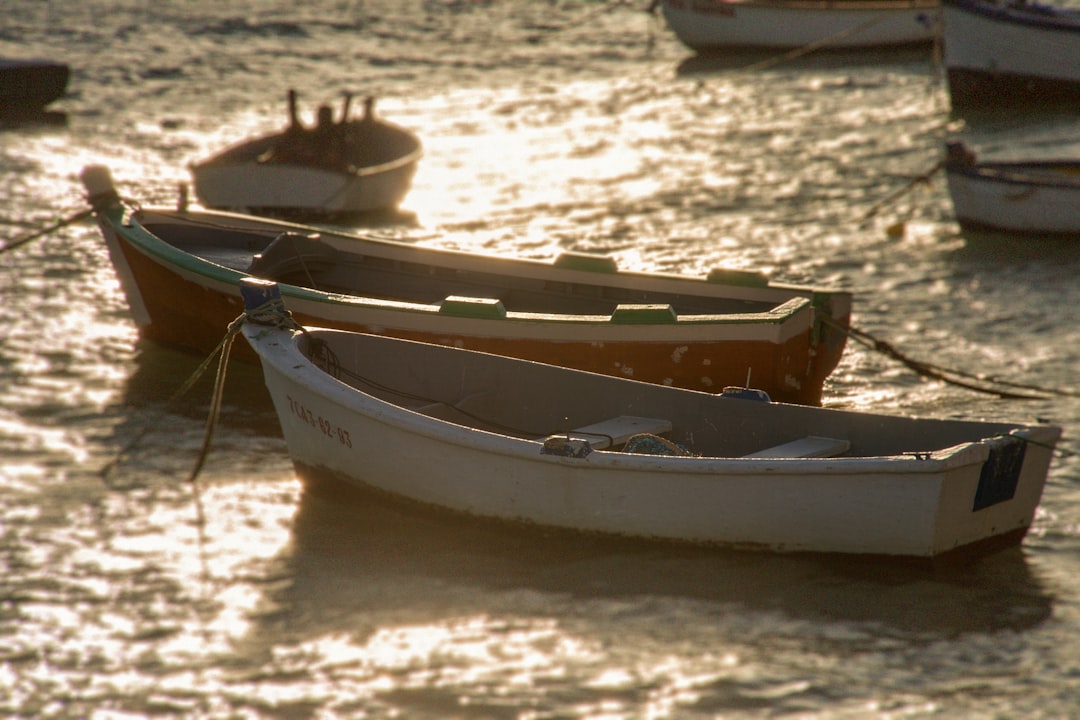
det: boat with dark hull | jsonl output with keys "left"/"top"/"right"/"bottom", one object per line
{"left": 0, "top": 58, "right": 69, "bottom": 122}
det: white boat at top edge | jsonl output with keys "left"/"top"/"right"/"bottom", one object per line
{"left": 239, "top": 279, "right": 1060, "bottom": 560}
{"left": 658, "top": 0, "right": 941, "bottom": 51}
{"left": 942, "top": 0, "right": 1080, "bottom": 109}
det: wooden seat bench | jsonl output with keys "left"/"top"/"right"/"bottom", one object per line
{"left": 743, "top": 435, "right": 850, "bottom": 459}
{"left": 558, "top": 415, "right": 673, "bottom": 450}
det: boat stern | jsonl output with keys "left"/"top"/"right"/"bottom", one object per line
{"left": 928, "top": 425, "right": 1060, "bottom": 558}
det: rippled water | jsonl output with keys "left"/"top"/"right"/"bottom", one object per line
{"left": 3, "top": 1, "right": 1080, "bottom": 717}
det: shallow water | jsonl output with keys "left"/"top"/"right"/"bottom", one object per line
{"left": 3, "top": 1, "right": 1080, "bottom": 717}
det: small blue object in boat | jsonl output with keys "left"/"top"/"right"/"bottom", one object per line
{"left": 240, "top": 278, "right": 282, "bottom": 313}
{"left": 719, "top": 386, "right": 772, "bottom": 402}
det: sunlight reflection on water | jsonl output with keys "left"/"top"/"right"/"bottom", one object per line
{"left": 3, "top": 0, "right": 1080, "bottom": 717}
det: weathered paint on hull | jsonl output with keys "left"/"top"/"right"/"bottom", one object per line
{"left": 108, "top": 229, "right": 845, "bottom": 405}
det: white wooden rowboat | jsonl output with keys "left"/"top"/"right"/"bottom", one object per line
{"left": 945, "top": 141, "right": 1080, "bottom": 235}
{"left": 942, "top": 0, "right": 1080, "bottom": 109}
{"left": 239, "top": 279, "right": 1060, "bottom": 560}
{"left": 657, "top": 0, "right": 941, "bottom": 51}
{"left": 190, "top": 91, "right": 421, "bottom": 219}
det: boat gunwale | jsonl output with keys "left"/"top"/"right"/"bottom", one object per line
{"left": 946, "top": 161, "right": 1080, "bottom": 190}
{"left": 127, "top": 205, "right": 851, "bottom": 309}
{"left": 248, "top": 323, "right": 1057, "bottom": 477}
{"left": 108, "top": 206, "right": 836, "bottom": 329}
{"left": 660, "top": 0, "right": 940, "bottom": 50}
{"left": 191, "top": 118, "right": 424, "bottom": 178}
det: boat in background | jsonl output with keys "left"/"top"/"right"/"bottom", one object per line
{"left": 81, "top": 164, "right": 852, "bottom": 405}
{"left": 944, "top": 141, "right": 1080, "bottom": 235}
{"left": 942, "top": 0, "right": 1080, "bottom": 109}
{"left": 239, "top": 279, "right": 1060, "bottom": 560}
{"left": 190, "top": 90, "right": 422, "bottom": 219}
{"left": 0, "top": 58, "right": 70, "bottom": 121}
{"left": 656, "top": 0, "right": 940, "bottom": 51}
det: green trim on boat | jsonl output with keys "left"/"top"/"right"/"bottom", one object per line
{"left": 706, "top": 268, "right": 769, "bottom": 287}
{"left": 610, "top": 304, "right": 678, "bottom": 324}
{"left": 438, "top": 295, "right": 507, "bottom": 319}
{"left": 553, "top": 252, "right": 618, "bottom": 273}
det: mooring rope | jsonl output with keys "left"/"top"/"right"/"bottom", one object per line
{"left": 0, "top": 207, "right": 93, "bottom": 254}
{"left": 101, "top": 293, "right": 308, "bottom": 483}
{"left": 184, "top": 314, "right": 248, "bottom": 487}
{"left": 92, "top": 311, "right": 249, "bottom": 584}
{"left": 859, "top": 157, "right": 945, "bottom": 226}
{"left": 735, "top": 14, "right": 898, "bottom": 73}
{"left": 99, "top": 321, "right": 245, "bottom": 483}
{"left": 823, "top": 315, "right": 1079, "bottom": 400}
{"left": 185, "top": 296, "right": 317, "bottom": 482}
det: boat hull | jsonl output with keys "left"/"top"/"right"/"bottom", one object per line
{"left": 84, "top": 186, "right": 851, "bottom": 404}
{"left": 660, "top": 0, "right": 940, "bottom": 51}
{"left": 192, "top": 161, "right": 418, "bottom": 216}
{"left": 946, "top": 159, "right": 1080, "bottom": 234}
{"left": 0, "top": 59, "right": 70, "bottom": 118}
{"left": 942, "top": 0, "right": 1080, "bottom": 108}
{"left": 244, "top": 320, "right": 1058, "bottom": 559}
{"left": 191, "top": 117, "right": 422, "bottom": 217}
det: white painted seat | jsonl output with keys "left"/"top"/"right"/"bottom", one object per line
{"left": 559, "top": 415, "right": 673, "bottom": 450}
{"left": 743, "top": 435, "right": 850, "bottom": 459}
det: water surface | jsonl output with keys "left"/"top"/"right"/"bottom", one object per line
{"left": 3, "top": 2, "right": 1080, "bottom": 717}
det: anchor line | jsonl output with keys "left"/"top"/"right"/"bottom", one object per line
{"left": 98, "top": 320, "right": 243, "bottom": 485}
{"left": 0, "top": 207, "right": 93, "bottom": 254}
{"left": 859, "top": 157, "right": 945, "bottom": 226}
{"left": 822, "top": 316, "right": 1079, "bottom": 400}
{"left": 94, "top": 313, "right": 250, "bottom": 584}
{"left": 735, "top": 14, "right": 899, "bottom": 73}
{"left": 185, "top": 314, "right": 249, "bottom": 486}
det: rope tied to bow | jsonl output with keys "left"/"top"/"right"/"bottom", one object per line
{"left": 186, "top": 293, "right": 316, "bottom": 484}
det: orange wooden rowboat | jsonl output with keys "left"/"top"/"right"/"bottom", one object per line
{"left": 82, "top": 165, "right": 852, "bottom": 405}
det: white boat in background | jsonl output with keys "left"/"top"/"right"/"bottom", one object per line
{"left": 239, "top": 279, "right": 1060, "bottom": 560}
{"left": 945, "top": 141, "right": 1080, "bottom": 235}
{"left": 190, "top": 90, "right": 422, "bottom": 219}
{"left": 942, "top": 0, "right": 1080, "bottom": 109}
{"left": 657, "top": 0, "right": 940, "bottom": 51}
